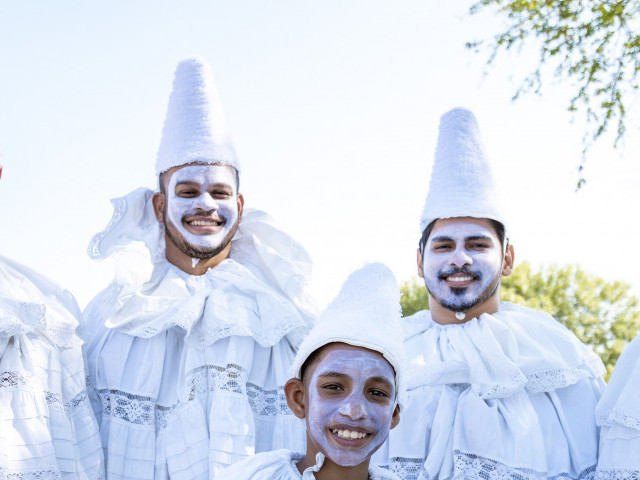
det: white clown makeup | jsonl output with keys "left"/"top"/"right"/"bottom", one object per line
{"left": 422, "top": 217, "right": 504, "bottom": 314}
{"left": 305, "top": 344, "right": 397, "bottom": 468}
{"left": 163, "top": 164, "right": 240, "bottom": 258}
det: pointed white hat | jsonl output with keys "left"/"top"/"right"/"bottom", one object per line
{"left": 291, "top": 262, "right": 406, "bottom": 407}
{"left": 155, "top": 57, "right": 240, "bottom": 176}
{"left": 420, "top": 108, "right": 505, "bottom": 232}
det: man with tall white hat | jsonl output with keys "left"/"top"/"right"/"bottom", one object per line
{"left": 0, "top": 164, "right": 105, "bottom": 479}
{"left": 372, "top": 108, "right": 605, "bottom": 480}
{"left": 83, "top": 57, "right": 315, "bottom": 479}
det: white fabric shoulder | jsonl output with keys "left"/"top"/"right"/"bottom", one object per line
{"left": 216, "top": 449, "right": 304, "bottom": 480}
{"left": 404, "top": 302, "right": 605, "bottom": 397}
{"left": 0, "top": 256, "right": 104, "bottom": 479}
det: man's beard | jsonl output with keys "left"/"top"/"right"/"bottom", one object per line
{"left": 426, "top": 266, "right": 501, "bottom": 313}
{"left": 163, "top": 211, "right": 240, "bottom": 259}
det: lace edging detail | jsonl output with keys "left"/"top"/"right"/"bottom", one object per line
{"left": 0, "top": 371, "right": 40, "bottom": 391}
{"left": 597, "top": 410, "right": 640, "bottom": 430}
{"left": 379, "top": 457, "right": 429, "bottom": 480}
{"left": 595, "top": 470, "right": 640, "bottom": 480}
{"left": 0, "top": 467, "right": 62, "bottom": 480}
{"left": 453, "top": 450, "right": 596, "bottom": 480}
{"left": 525, "top": 359, "right": 604, "bottom": 393}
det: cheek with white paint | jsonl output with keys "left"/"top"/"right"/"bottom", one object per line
{"left": 306, "top": 348, "right": 396, "bottom": 467}
{"left": 166, "top": 165, "right": 239, "bottom": 248}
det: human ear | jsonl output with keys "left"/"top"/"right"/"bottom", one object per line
{"left": 416, "top": 249, "right": 424, "bottom": 278}
{"left": 284, "top": 378, "right": 306, "bottom": 419}
{"left": 152, "top": 193, "right": 165, "bottom": 223}
{"left": 237, "top": 193, "right": 245, "bottom": 221}
{"left": 501, "top": 244, "right": 515, "bottom": 277}
{"left": 390, "top": 404, "right": 400, "bottom": 430}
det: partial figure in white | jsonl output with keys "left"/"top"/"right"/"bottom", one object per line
{"left": 0, "top": 163, "right": 105, "bottom": 479}
{"left": 217, "top": 263, "right": 405, "bottom": 480}
{"left": 595, "top": 335, "right": 640, "bottom": 478}
{"left": 83, "top": 58, "right": 315, "bottom": 479}
{"left": 372, "top": 108, "right": 605, "bottom": 480}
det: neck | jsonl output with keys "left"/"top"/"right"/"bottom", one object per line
{"left": 164, "top": 237, "right": 231, "bottom": 275}
{"left": 297, "top": 446, "right": 370, "bottom": 480}
{"left": 429, "top": 288, "right": 501, "bottom": 325}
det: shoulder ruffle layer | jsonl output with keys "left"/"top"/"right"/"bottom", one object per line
{"left": 596, "top": 335, "right": 640, "bottom": 431}
{"left": 0, "top": 256, "right": 82, "bottom": 349}
{"left": 87, "top": 188, "right": 316, "bottom": 348}
{"left": 404, "top": 302, "right": 605, "bottom": 397}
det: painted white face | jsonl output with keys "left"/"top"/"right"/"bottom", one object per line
{"left": 423, "top": 217, "right": 503, "bottom": 313}
{"left": 164, "top": 164, "right": 240, "bottom": 258}
{"left": 306, "top": 344, "right": 397, "bottom": 467}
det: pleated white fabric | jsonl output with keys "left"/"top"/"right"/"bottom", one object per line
{"left": 83, "top": 193, "right": 316, "bottom": 479}
{"left": 595, "top": 335, "right": 640, "bottom": 478}
{"left": 217, "top": 449, "right": 401, "bottom": 480}
{"left": 372, "top": 302, "right": 605, "bottom": 480}
{"left": 0, "top": 255, "right": 104, "bottom": 480}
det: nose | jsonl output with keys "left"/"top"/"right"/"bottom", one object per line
{"left": 450, "top": 247, "right": 472, "bottom": 268}
{"left": 193, "top": 193, "right": 219, "bottom": 212}
{"left": 338, "top": 393, "right": 368, "bottom": 420}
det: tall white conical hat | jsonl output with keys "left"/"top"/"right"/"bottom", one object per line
{"left": 291, "top": 262, "right": 406, "bottom": 407}
{"left": 420, "top": 108, "right": 505, "bottom": 231}
{"left": 155, "top": 57, "right": 240, "bottom": 176}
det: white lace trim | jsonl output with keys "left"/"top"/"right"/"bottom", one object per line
{"left": 0, "top": 370, "right": 40, "bottom": 391}
{"left": 597, "top": 410, "right": 640, "bottom": 430}
{"left": 100, "top": 364, "right": 293, "bottom": 430}
{"left": 453, "top": 451, "right": 596, "bottom": 480}
{"left": 0, "top": 467, "right": 62, "bottom": 480}
{"left": 380, "top": 457, "right": 428, "bottom": 480}
{"left": 525, "top": 360, "right": 603, "bottom": 393}
{"left": 595, "top": 470, "right": 640, "bottom": 480}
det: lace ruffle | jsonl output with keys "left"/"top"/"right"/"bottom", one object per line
{"left": 453, "top": 451, "right": 596, "bottom": 480}
{"left": 595, "top": 470, "right": 640, "bottom": 480}
{"left": 380, "top": 457, "right": 428, "bottom": 480}
{"left": 597, "top": 410, "right": 640, "bottom": 430}
{"left": 0, "top": 467, "right": 62, "bottom": 480}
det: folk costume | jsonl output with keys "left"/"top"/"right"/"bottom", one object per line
{"left": 595, "top": 335, "right": 640, "bottom": 478}
{"left": 0, "top": 254, "right": 104, "bottom": 479}
{"left": 217, "top": 263, "right": 405, "bottom": 480}
{"left": 83, "top": 58, "right": 315, "bottom": 479}
{"left": 372, "top": 109, "right": 605, "bottom": 480}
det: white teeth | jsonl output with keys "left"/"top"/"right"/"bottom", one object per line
{"left": 190, "top": 220, "right": 220, "bottom": 226}
{"left": 331, "top": 428, "right": 368, "bottom": 440}
{"left": 448, "top": 275, "right": 473, "bottom": 282}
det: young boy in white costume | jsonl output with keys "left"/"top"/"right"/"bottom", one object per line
{"left": 217, "top": 263, "right": 404, "bottom": 480}
{"left": 595, "top": 335, "right": 640, "bottom": 478}
{"left": 83, "top": 58, "right": 316, "bottom": 479}
{"left": 372, "top": 108, "right": 606, "bottom": 480}
{"left": 0, "top": 164, "right": 105, "bottom": 479}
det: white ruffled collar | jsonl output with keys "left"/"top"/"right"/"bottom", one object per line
{"left": 405, "top": 302, "right": 605, "bottom": 397}
{"left": 0, "top": 255, "right": 82, "bottom": 349}
{"left": 88, "top": 188, "right": 316, "bottom": 348}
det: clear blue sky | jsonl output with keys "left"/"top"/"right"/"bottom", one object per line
{"left": 1, "top": 1, "right": 638, "bottom": 307}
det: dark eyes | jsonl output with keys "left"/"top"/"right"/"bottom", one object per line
{"left": 322, "top": 383, "right": 343, "bottom": 391}
{"left": 369, "top": 389, "right": 389, "bottom": 397}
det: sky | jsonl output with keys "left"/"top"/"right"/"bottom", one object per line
{"left": 0, "top": 1, "right": 639, "bottom": 309}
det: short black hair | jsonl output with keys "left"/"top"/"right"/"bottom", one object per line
{"left": 158, "top": 163, "right": 240, "bottom": 194}
{"left": 418, "top": 218, "right": 507, "bottom": 256}
{"left": 299, "top": 345, "right": 326, "bottom": 383}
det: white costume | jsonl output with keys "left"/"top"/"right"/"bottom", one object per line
{"left": 217, "top": 450, "right": 400, "bottom": 480}
{"left": 83, "top": 58, "right": 315, "bottom": 479}
{"left": 218, "top": 263, "right": 404, "bottom": 480}
{"left": 373, "top": 108, "right": 605, "bottom": 480}
{"left": 0, "top": 255, "right": 104, "bottom": 479}
{"left": 595, "top": 335, "right": 640, "bottom": 478}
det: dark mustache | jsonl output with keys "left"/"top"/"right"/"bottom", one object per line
{"left": 437, "top": 266, "right": 482, "bottom": 280}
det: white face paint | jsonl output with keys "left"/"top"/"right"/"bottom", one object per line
{"left": 423, "top": 217, "right": 503, "bottom": 313}
{"left": 306, "top": 344, "right": 397, "bottom": 467}
{"left": 163, "top": 164, "right": 240, "bottom": 258}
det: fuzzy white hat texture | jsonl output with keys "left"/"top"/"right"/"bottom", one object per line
{"left": 291, "top": 262, "right": 406, "bottom": 407}
{"left": 155, "top": 57, "right": 240, "bottom": 176}
{"left": 420, "top": 107, "right": 506, "bottom": 232}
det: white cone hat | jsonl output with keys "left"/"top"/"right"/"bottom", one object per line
{"left": 420, "top": 108, "right": 505, "bottom": 231}
{"left": 291, "top": 262, "right": 406, "bottom": 407}
{"left": 155, "top": 57, "right": 240, "bottom": 176}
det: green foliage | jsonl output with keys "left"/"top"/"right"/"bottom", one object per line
{"left": 400, "top": 261, "right": 640, "bottom": 378}
{"left": 467, "top": 0, "right": 640, "bottom": 189}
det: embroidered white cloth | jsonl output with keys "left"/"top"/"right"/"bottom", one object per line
{"left": 83, "top": 191, "right": 315, "bottom": 479}
{"left": 217, "top": 449, "right": 401, "bottom": 480}
{"left": 0, "top": 255, "right": 104, "bottom": 480}
{"left": 372, "top": 302, "right": 605, "bottom": 480}
{"left": 595, "top": 335, "right": 640, "bottom": 478}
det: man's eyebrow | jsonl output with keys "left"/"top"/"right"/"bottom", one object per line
{"left": 368, "top": 376, "right": 394, "bottom": 390}
{"left": 429, "top": 235, "right": 454, "bottom": 243}
{"left": 465, "top": 235, "right": 493, "bottom": 242}
{"left": 317, "top": 371, "right": 350, "bottom": 380}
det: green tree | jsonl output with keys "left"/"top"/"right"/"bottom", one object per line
{"left": 466, "top": 0, "right": 640, "bottom": 188}
{"left": 400, "top": 261, "right": 640, "bottom": 378}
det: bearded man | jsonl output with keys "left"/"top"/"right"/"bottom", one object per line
{"left": 372, "top": 108, "right": 605, "bottom": 480}
{"left": 83, "top": 58, "right": 315, "bottom": 479}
